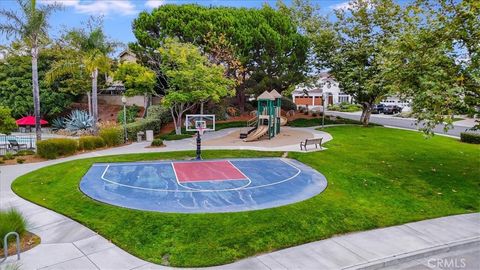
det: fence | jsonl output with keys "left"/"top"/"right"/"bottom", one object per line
{"left": 0, "top": 134, "right": 36, "bottom": 155}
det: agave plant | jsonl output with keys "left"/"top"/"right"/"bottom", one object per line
{"left": 51, "top": 117, "right": 66, "bottom": 131}
{"left": 65, "top": 110, "right": 93, "bottom": 132}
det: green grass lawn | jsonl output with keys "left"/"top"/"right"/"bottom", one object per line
{"left": 12, "top": 126, "right": 480, "bottom": 267}
{"left": 287, "top": 116, "right": 362, "bottom": 127}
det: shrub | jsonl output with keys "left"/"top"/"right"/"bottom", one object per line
{"left": 125, "top": 119, "right": 161, "bottom": 141}
{"left": 3, "top": 152, "right": 15, "bottom": 160}
{"left": 117, "top": 104, "right": 140, "bottom": 124}
{"left": 226, "top": 107, "right": 239, "bottom": 117}
{"left": 151, "top": 138, "right": 164, "bottom": 147}
{"left": 328, "top": 104, "right": 341, "bottom": 111}
{"left": 37, "top": 138, "right": 78, "bottom": 159}
{"left": 281, "top": 97, "right": 297, "bottom": 112}
{"left": 147, "top": 105, "right": 171, "bottom": 123}
{"left": 16, "top": 150, "right": 35, "bottom": 156}
{"left": 99, "top": 127, "right": 124, "bottom": 147}
{"left": 16, "top": 158, "right": 26, "bottom": 164}
{"left": 460, "top": 132, "right": 480, "bottom": 144}
{"left": 64, "top": 110, "right": 93, "bottom": 133}
{"left": 157, "top": 134, "right": 192, "bottom": 141}
{"left": 0, "top": 209, "right": 27, "bottom": 248}
{"left": 51, "top": 117, "right": 66, "bottom": 131}
{"left": 78, "top": 136, "right": 105, "bottom": 151}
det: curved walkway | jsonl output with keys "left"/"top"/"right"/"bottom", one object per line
{"left": 1, "top": 127, "right": 478, "bottom": 269}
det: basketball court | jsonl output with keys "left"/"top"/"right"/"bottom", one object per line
{"left": 80, "top": 158, "right": 328, "bottom": 213}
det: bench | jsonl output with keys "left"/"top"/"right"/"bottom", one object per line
{"left": 8, "top": 139, "right": 28, "bottom": 151}
{"left": 300, "top": 138, "right": 322, "bottom": 151}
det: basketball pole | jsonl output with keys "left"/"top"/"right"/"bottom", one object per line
{"left": 196, "top": 131, "right": 202, "bottom": 160}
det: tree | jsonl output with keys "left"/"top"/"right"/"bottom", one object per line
{"left": 0, "top": 0, "right": 59, "bottom": 141}
{"left": 0, "top": 106, "right": 17, "bottom": 135}
{"left": 158, "top": 38, "right": 235, "bottom": 134}
{"left": 113, "top": 62, "right": 156, "bottom": 117}
{"left": 289, "top": 0, "right": 405, "bottom": 126}
{"left": 381, "top": 0, "right": 480, "bottom": 133}
{"left": 130, "top": 4, "right": 308, "bottom": 112}
{"left": 49, "top": 19, "right": 115, "bottom": 132}
{"left": 0, "top": 49, "right": 75, "bottom": 119}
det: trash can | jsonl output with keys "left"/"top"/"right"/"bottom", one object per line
{"left": 137, "top": 131, "right": 145, "bottom": 143}
{"left": 146, "top": 130, "right": 154, "bottom": 142}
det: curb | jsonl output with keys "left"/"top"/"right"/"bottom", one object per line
{"left": 343, "top": 236, "right": 480, "bottom": 270}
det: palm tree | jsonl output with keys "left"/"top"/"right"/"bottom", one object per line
{"left": 0, "top": 0, "right": 59, "bottom": 141}
{"left": 47, "top": 24, "right": 114, "bottom": 133}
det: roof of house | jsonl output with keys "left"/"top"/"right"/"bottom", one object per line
{"left": 118, "top": 50, "right": 136, "bottom": 58}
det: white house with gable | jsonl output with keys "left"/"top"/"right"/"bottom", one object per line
{"left": 292, "top": 73, "right": 352, "bottom": 109}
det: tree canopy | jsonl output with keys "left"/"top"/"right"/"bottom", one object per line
{"left": 114, "top": 62, "right": 156, "bottom": 98}
{"left": 0, "top": 49, "right": 75, "bottom": 119}
{"left": 158, "top": 38, "right": 235, "bottom": 134}
{"left": 130, "top": 4, "right": 309, "bottom": 110}
{"left": 0, "top": 106, "right": 17, "bottom": 134}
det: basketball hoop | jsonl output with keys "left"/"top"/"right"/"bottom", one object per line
{"left": 186, "top": 114, "right": 215, "bottom": 160}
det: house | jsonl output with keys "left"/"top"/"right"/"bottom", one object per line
{"left": 292, "top": 73, "right": 352, "bottom": 109}
{"left": 118, "top": 50, "right": 137, "bottom": 63}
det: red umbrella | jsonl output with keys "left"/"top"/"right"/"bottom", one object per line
{"left": 16, "top": 116, "right": 48, "bottom": 126}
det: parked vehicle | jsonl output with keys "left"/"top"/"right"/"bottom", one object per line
{"left": 383, "top": 105, "right": 403, "bottom": 114}
{"left": 372, "top": 104, "right": 387, "bottom": 114}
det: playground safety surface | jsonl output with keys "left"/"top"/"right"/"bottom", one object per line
{"left": 80, "top": 158, "right": 327, "bottom": 213}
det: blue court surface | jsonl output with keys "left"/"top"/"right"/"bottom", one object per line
{"left": 79, "top": 158, "right": 328, "bottom": 213}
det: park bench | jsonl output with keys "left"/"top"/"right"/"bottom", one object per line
{"left": 300, "top": 138, "right": 322, "bottom": 151}
{"left": 8, "top": 139, "right": 28, "bottom": 151}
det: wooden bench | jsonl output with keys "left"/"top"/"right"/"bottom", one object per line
{"left": 300, "top": 138, "right": 322, "bottom": 151}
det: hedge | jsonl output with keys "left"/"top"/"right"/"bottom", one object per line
{"left": 99, "top": 127, "right": 124, "bottom": 147}
{"left": 125, "top": 119, "right": 161, "bottom": 141}
{"left": 151, "top": 138, "right": 164, "bottom": 147}
{"left": 460, "top": 132, "right": 480, "bottom": 144}
{"left": 78, "top": 136, "right": 105, "bottom": 150}
{"left": 37, "top": 138, "right": 78, "bottom": 159}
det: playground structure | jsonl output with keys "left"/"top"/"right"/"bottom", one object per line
{"left": 241, "top": 90, "right": 288, "bottom": 142}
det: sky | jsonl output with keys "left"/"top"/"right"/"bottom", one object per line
{"left": 0, "top": 0, "right": 351, "bottom": 53}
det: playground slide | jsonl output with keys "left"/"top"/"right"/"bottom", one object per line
{"left": 280, "top": 116, "right": 288, "bottom": 126}
{"left": 244, "top": 125, "right": 269, "bottom": 142}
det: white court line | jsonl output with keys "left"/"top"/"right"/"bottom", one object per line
{"left": 98, "top": 158, "right": 302, "bottom": 193}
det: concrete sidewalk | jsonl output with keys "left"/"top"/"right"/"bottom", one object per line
{"left": 1, "top": 134, "right": 479, "bottom": 269}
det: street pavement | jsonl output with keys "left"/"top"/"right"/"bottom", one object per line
{"left": 327, "top": 111, "right": 478, "bottom": 137}
{"left": 382, "top": 245, "right": 480, "bottom": 270}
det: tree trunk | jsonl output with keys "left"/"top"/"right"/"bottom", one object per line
{"left": 170, "top": 107, "right": 183, "bottom": 135}
{"left": 236, "top": 72, "right": 247, "bottom": 113}
{"left": 86, "top": 91, "right": 92, "bottom": 116}
{"left": 91, "top": 68, "right": 99, "bottom": 134}
{"left": 361, "top": 102, "right": 373, "bottom": 126}
{"left": 31, "top": 47, "right": 41, "bottom": 142}
{"left": 200, "top": 102, "right": 204, "bottom": 115}
{"left": 360, "top": 108, "right": 366, "bottom": 123}
{"left": 143, "top": 93, "right": 149, "bottom": 118}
